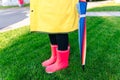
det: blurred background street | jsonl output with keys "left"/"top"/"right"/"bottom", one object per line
{"left": 0, "top": 7, "right": 29, "bottom": 31}
{"left": 0, "top": 0, "right": 120, "bottom": 32}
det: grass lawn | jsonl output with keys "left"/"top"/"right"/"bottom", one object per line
{"left": 0, "top": 17, "right": 120, "bottom": 80}
{"left": 88, "top": 6, "right": 120, "bottom": 11}
{"left": 88, "top": 2, "right": 120, "bottom": 11}
{"left": 0, "top": 3, "right": 30, "bottom": 9}
{"left": 0, "top": 6, "right": 18, "bottom": 9}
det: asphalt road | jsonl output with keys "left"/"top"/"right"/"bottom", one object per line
{"left": 0, "top": 7, "right": 29, "bottom": 29}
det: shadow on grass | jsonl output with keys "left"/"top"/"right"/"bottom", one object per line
{"left": 0, "top": 17, "right": 120, "bottom": 80}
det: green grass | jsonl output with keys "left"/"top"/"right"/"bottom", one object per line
{"left": 0, "top": 6, "right": 18, "bottom": 9}
{"left": 88, "top": 6, "right": 120, "bottom": 11}
{"left": 0, "top": 3, "right": 30, "bottom": 9}
{"left": 88, "top": 2, "right": 120, "bottom": 11}
{"left": 23, "top": 3, "right": 30, "bottom": 7}
{"left": 0, "top": 17, "right": 120, "bottom": 80}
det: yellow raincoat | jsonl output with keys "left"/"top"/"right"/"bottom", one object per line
{"left": 30, "top": 0, "right": 79, "bottom": 33}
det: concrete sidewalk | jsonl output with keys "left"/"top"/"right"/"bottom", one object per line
{"left": 1, "top": 11, "right": 120, "bottom": 33}
{"left": 87, "top": 12, "right": 120, "bottom": 16}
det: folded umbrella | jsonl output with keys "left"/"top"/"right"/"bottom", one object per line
{"left": 77, "top": 1, "right": 87, "bottom": 70}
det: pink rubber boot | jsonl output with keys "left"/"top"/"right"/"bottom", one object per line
{"left": 42, "top": 45, "right": 57, "bottom": 67}
{"left": 46, "top": 47, "right": 70, "bottom": 73}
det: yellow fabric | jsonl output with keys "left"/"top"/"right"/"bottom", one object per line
{"left": 30, "top": 0, "right": 79, "bottom": 33}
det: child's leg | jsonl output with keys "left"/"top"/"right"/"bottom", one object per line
{"left": 46, "top": 33, "right": 70, "bottom": 73}
{"left": 56, "top": 33, "right": 68, "bottom": 50}
{"left": 48, "top": 34, "right": 57, "bottom": 45}
{"left": 42, "top": 34, "right": 58, "bottom": 67}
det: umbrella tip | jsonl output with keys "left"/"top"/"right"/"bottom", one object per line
{"left": 82, "top": 65, "right": 85, "bottom": 71}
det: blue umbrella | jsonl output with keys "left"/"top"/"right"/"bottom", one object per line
{"left": 77, "top": 1, "right": 87, "bottom": 70}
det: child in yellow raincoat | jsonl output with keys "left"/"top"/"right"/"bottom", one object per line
{"left": 30, "top": 0, "right": 86, "bottom": 73}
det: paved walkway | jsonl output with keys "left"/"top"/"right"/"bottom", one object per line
{"left": 1, "top": 11, "right": 120, "bottom": 33}
{"left": 0, "top": 0, "right": 120, "bottom": 33}
{"left": 87, "top": 12, "right": 120, "bottom": 16}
